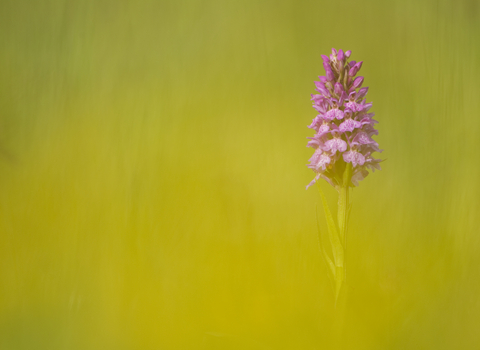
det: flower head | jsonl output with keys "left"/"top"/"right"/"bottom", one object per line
{"left": 306, "top": 49, "right": 382, "bottom": 190}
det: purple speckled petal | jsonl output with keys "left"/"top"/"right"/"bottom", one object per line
{"left": 353, "top": 132, "right": 374, "bottom": 145}
{"left": 324, "top": 138, "right": 347, "bottom": 154}
{"left": 343, "top": 150, "right": 366, "bottom": 167}
{"left": 324, "top": 108, "right": 344, "bottom": 121}
{"left": 318, "top": 123, "right": 330, "bottom": 135}
{"left": 345, "top": 101, "right": 364, "bottom": 112}
{"left": 317, "top": 153, "right": 332, "bottom": 170}
{"left": 339, "top": 119, "right": 362, "bottom": 132}
{"left": 309, "top": 149, "right": 332, "bottom": 171}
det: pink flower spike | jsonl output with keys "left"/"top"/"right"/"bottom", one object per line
{"left": 307, "top": 48, "right": 382, "bottom": 188}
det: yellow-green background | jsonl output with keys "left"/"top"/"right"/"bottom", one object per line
{"left": 1, "top": 0, "right": 479, "bottom": 349}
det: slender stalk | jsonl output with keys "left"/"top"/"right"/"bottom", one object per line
{"left": 317, "top": 182, "right": 344, "bottom": 302}
{"left": 338, "top": 186, "right": 349, "bottom": 242}
{"left": 338, "top": 163, "right": 352, "bottom": 282}
{"left": 316, "top": 164, "right": 352, "bottom": 304}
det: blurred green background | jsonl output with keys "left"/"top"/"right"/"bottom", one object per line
{"left": 1, "top": 0, "right": 479, "bottom": 349}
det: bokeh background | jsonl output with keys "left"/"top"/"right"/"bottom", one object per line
{"left": 1, "top": 0, "right": 479, "bottom": 349}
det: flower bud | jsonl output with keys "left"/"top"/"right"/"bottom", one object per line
{"left": 334, "top": 82, "right": 345, "bottom": 95}
{"left": 349, "top": 61, "right": 363, "bottom": 76}
{"left": 337, "top": 49, "right": 345, "bottom": 62}
{"left": 325, "top": 68, "right": 335, "bottom": 82}
{"left": 352, "top": 76, "right": 364, "bottom": 89}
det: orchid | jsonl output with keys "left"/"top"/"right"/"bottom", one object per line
{"left": 306, "top": 48, "right": 383, "bottom": 303}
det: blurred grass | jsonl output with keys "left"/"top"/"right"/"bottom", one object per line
{"left": 0, "top": 0, "right": 480, "bottom": 349}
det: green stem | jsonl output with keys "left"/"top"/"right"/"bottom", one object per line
{"left": 316, "top": 163, "right": 353, "bottom": 304}
{"left": 338, "top": 186, "right": 349, "bottom": 243}
{"left": 338, "top": 163, "right": 352, "bottom": 282}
